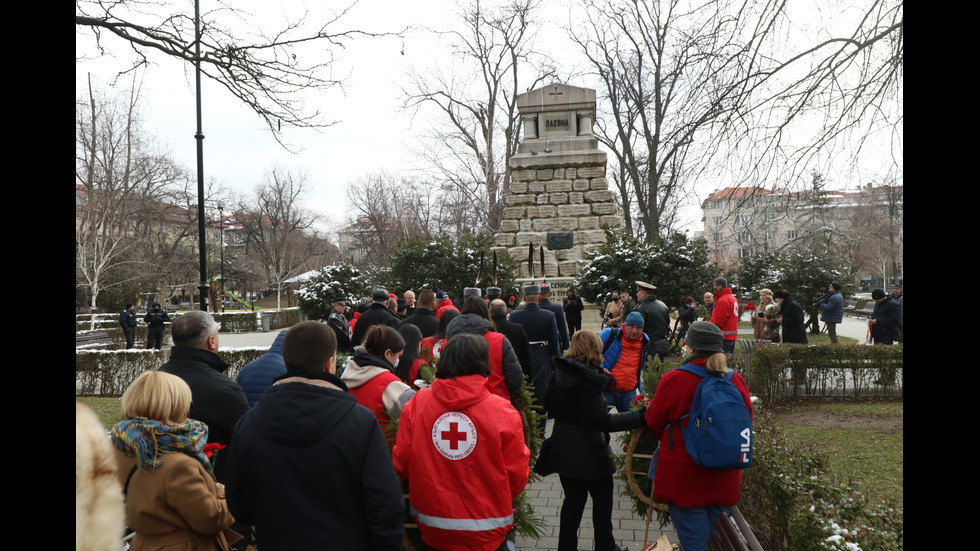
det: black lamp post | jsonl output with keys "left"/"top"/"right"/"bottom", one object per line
{"left": 193, "top": 0, "right": 209, "bottom": 311}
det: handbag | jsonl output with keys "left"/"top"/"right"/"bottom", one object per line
{"left": 533, "top": 436, "right": 554, "bottom": 476}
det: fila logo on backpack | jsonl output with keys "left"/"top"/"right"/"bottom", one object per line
{"left": 666, "top": 363, "right": 753, "bottom": 470}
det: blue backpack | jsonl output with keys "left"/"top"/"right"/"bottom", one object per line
{"left": 666, "top": 364, "right": 753, "bottom": 470}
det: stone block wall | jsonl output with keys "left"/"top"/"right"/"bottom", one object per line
{"left": 493, "top": 160, "right": 622, "bottom": 279}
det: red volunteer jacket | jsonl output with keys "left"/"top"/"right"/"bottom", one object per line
{"left": 644, "top": 357, "right": 752, "bottom": 508}
{"left": 393, "top": 374, "right": 529, "bottom": 551}
{"left": 709, "top": 287, "right": 739, "bottom": 341}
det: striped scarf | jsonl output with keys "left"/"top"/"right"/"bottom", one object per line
{"left": 111, "top": 417, "right": 212, "bottom": 475}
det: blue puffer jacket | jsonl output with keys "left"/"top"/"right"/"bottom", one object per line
{"left": 236, "top": 329, "right": 288, "bottom": 407}
{"left": 820, "top": 291, "right": 844, "bottom": 324}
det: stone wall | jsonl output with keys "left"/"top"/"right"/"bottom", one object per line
{"left": 493, "top": 157, "right": 621, "bottom": 279}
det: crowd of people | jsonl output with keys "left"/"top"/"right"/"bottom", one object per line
{"left": 80, "top": 279, "right": 901, "bottom": 551}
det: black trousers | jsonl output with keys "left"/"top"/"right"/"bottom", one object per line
{"left": 558, "top": 474, "right": 616, "bottom": 551}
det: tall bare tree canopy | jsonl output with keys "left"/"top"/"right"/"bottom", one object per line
{"left": 569, "top": 0, "right": 902, "bottom": 242}
{"left": 76, "top": 0, "right": 398, "bottom": 144}
{"left": 76, "top": 76, "right": 189, "bottom": 311}
{"left": 402, "top": 0, "right": 556, "bottom": 233}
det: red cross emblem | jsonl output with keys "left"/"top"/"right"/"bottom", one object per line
{"left": 432, "top": 412, "right": 477, "bottom": 460}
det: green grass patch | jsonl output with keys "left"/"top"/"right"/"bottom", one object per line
{"left": 776, "top": 402, "right": 903, "bottom": 504}
{"left": 77, "top": 396, "right": 122, "bottom": 429}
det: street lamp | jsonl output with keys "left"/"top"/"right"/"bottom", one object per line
{"left": 347, "top": 246, "right": 356, "bottom": 265}
{"left": 193, "top": 0, "right": 209, "bottom": 311}
{"left": 218, "top": 200, "right": 225, "bottom": 313}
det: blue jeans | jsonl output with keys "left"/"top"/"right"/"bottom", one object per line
{"left": 602, "top": 388, "right": 636, "bottom": 413}
{"left": 667, "top": 504, "right": 730, "bottom": 551}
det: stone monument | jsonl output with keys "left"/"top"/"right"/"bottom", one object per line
{"left": 492, "top": 83, "right": 622, "bottom": 300}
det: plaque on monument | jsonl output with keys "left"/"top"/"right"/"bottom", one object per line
{"left": 547, "top": 232, "right": 573, "bottom": 250}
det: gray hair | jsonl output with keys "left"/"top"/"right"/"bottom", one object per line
{"left": 170, "top": 310, "right": 218, "bottom": 349}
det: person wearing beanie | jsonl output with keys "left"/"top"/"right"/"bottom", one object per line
{"left": 819, "top": 282, "right": 844, "bottom": 344}
{"left": 119, "top": 302, "right": 138, "bottom": 349}
{"left": 708, "top": 277, "right": 739, "bottom": 353}
{"left": 869, "top": 288, "right": 902, "bottom": 345}
{"left": 597, "top": 311, "right": 650, "bottom": 413}
{"left": 644, "top": 321, "right": 753, "bottom": 551}
{"left": 350, "top": 288, "right": 402, "bottom": 349}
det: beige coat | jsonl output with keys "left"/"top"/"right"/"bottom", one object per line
{"left": 604, "top": 299, "right": 624, "bottom": 327}
{"left": 119, "top": 451, "right": 239, "bottom": 551}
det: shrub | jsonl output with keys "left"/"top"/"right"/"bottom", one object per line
{"left": 741, "top": 407, "right": 904, "bottom": 550}
{"left": 295, "top": 265, "right": 371, "bottom": 320}
{"left": 76, "top": 347, "right": 266, "bottom": 396}
{"left": 745, "top": 344, "right": 903, "bottom": 404}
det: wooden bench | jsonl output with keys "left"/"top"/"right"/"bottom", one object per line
{"left": 75, "top": 332, "right": 115, "bottom": 349}
{"left": 843, "top": 300, "right": 858, "bottom": 316}
{"left": 707, "top": 505, "right": 764, "bottom": 551}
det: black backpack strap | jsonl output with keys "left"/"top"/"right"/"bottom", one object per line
{"left": 602, "top": 328, "right": 619, "bottom": 354}
{"left": 124, "top": 464, "right": 138, "bottom": 496}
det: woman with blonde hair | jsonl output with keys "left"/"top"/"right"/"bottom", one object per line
{"left": 543, "top": 330, "right": 647, "bottom": 551}
{"left": 751, "top": 288, "right": 780, "bottom": 342}
{"left": 111, "top": 371, "right": 239, "bottom": 550}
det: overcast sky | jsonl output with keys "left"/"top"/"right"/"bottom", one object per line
{"left": 76, "top": 0, "right": 900, "bottom": 237}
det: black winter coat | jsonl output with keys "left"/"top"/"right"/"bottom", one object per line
{"left": 544, "top": 356, "right": 646, "bottom": 479}
{"left": 779, "top": 296, "right": 808, "bottom": 344}
{"left": 226, "top": 374, "right": 404, "bottom": 550}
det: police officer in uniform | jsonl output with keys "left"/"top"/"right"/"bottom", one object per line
{"left": 509, "top": 284, "right": 560, "bottom": 422}
{"left": 327, "top": 297, "right": 351, "bottom": 354}
{"left": 538, "top": 282, "right": 570, "bottom": 351}
{"left": 144, "top": 302, "right": 170, "bottom": 349}
{"left": 634, "top": 281, "right": 670, "bottom": 361}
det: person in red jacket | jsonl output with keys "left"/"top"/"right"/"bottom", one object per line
{"left": 644, "top": 322, "right": 753, "bottom": 551}
{"left": 393, "top": 333, "right": 530, "bottom": 551}
{"left": 708, "top": 277, "right": 739, "bottom": 354}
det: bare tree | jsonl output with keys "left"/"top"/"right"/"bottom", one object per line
{"left": 232, "top": 166, "right": 322, "bottom": 308}
{"left": 76, "top": 0, "right": 400, "bottom": 145}
{"left": 343, "top": 171, "right": 437, "bottom": 267}
{"left": 76, "top": 74, "right": 188, "bottom": 315}
{"left": 571, "top": 0, "right": 783, "bottom": 242}
{"left": 402, "top": 0, "right": 555, "bottom": 232}
{"left": 745, "top": 1, "right": 903, "bottom": 182}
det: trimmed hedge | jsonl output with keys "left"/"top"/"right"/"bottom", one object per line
{"left": 76, "top": 347, "right": 266, "bottom": 396}
{"left": 736, "top": 344, "right": 903, "bottom": 405}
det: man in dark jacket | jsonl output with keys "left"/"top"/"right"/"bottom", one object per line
{"left": 539, "top": 283, "right": 570, "bottom": 351}
{"left": 158, "top": 310, "right": 249, "bottom": 482}
{"left": 143, "top": 302, "right": 170, "bottom": 349}
{"left": 490, "top": 299, "right": 533, "bottom": 378}
{"left": 236, "top": 329, "right": 287, "bottom": 407}
{"left": 634, "top": 281, "right": 670, "bottom": 360}
{"left": 399, "top": 289, "right": 440, "bottom": 337}
{"left": 510, "top": 284, "right": 561, "bottom": 419}
{"left": 563, "top": 289, "right": 585, "bottom": 335}
{"left": 326, "top": 298, "right": 351, "bottom": 354}
{"left": 119, "top": 302, "right": 138, "bottom": 348}
{"left": 225, "top": 321, "right": 405, "bottom": 550}
{"left": 350, "top": 288, "right": 402, "bottom": 348}
{"left": 870, "top": 288, "right": 902, "bottom": 345}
